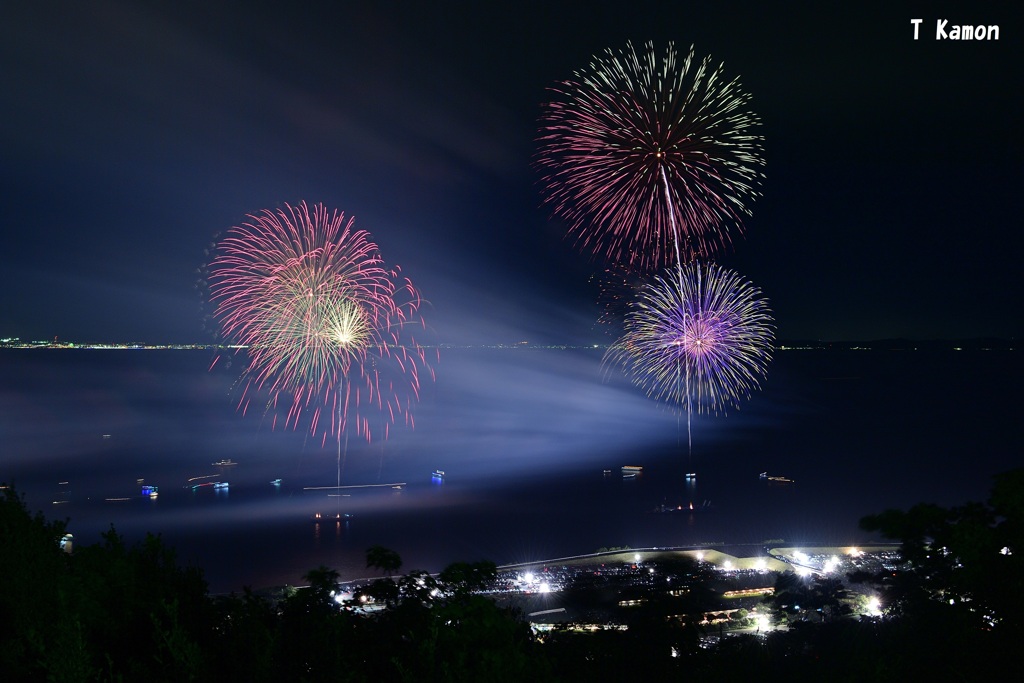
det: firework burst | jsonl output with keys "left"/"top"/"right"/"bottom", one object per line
{"left": 537, "top": 41, "right": 764, "bottom": 269}
{"left": 208, "top": 202, "right": 432, "bottom": 444}
{"left": 605, "top": 262, "right": 774, "bottom": 416}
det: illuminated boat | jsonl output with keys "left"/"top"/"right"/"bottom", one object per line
{"left": 432, "top": 469, "right": 445, "bottom": 480}
{"left": 213, "top": 482, "right": 229, "bottom": 489}
{"left": 652, "top": 500, "right": 712, "bottom": 513}
{"left": 313, "top": 512, "right": 353, "bottom": 522}
{"left": 212, "top": 459, "right": 237, "bottom": 467}
{"left": 141, "top": 485, "right": 159, "bottom": 497}
{"left": 622, "top": 465, "right": 642, "bottom": 479}
{"left": 759, "top": 472, "right": 795, "bottom": 484}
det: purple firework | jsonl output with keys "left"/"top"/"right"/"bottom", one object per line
{"left": 606, "top": 262, "right": 774, "bottom": 416}
{"left": 537, "top": 41, "right": 764, "bottom": 270}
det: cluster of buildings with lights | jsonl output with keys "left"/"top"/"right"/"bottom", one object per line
{"left": 455, "top": 546, "right": 899, "bottom": 637}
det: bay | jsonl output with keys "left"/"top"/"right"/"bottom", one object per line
{"left": 2, "top": 346, "right": 1019, "bottom": 593}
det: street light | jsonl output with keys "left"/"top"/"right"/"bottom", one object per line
{"left": 866, "top": 596, "right": 882, "bottom": 615}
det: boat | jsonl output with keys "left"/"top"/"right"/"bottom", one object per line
{"left": 141, "top": 485, "right": 158, "bottom": 497}
{"left": 685, "top": 472, "right": 697, "bottom": 479}
{"left": 759, "top": 472, "right": 795, "bottom": 484}
{"left": 270, "top": 478, "right": 282, "bottom": 485}
{"left": 432, "top": 469, "right": 445, "bottom": 480}
{"left": 652, "top": 500, "right": 712, "bottom": 514}
{"left": 212, "top": 459, "right": 237, "bottom": 467}
{"left": 621, "top": 465, "right": 643, "bottom": 473}
{"left": 213, "top": 482, "right": 229, "bottom": 489}
{"left": 313, "top": 512, "right": 353, "bottom": 522}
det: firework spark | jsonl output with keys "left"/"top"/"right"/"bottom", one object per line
{"left": 605, "top": 262, "right": 774, "bottom": 416}
{"left": 537, "top": 41, "right": 764, "bottom": 269}
{"left": 208, "top": 202, "right": 432, "bottom": 444}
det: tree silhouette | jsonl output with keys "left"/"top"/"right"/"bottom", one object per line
{"left": 366, "top": 545, "right": 403, "bottom": 577}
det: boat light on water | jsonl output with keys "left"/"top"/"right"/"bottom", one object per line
{"left": 759, "top": 472, "right": 795, "bottom": 484}
{"left": 622, "top": 465, "right": 643, "bottom": 479}
{"left": 313, "top": 512, "right": 353, "bottom": 522}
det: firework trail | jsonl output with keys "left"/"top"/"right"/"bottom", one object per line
{"left": 207, "top": 202, "right": 433, "bottom": 447}
{"left": 537, "top": 41, "right": 764, "bottom": 270}
{"left": 605, "top": 262, "right": 774, "bottom": 457}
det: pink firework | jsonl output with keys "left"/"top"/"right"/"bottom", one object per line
{"left": 208, "top": 202, "right": 432, "bottom": 444}
{"left": 537, "top": 41, "right": 764, "bottom": 270}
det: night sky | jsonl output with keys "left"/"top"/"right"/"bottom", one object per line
{"left": 2, "top": 1, "right": 1021, "bottom": 345}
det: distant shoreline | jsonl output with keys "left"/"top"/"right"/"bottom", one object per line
{"left": 304, "top": 542, "right": 903, "bottom": 594}
{"left": 0, "top": 339, "right": 1017, "bottom": 351}
{"left": 495, "top": 543, "right": 901, "bottom": 572}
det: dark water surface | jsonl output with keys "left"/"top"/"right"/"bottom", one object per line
{"left": 2, "top": 347, "right": 1020, "bottom": 592}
